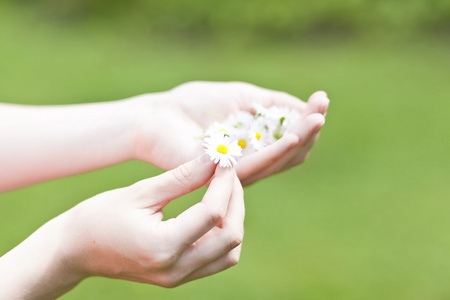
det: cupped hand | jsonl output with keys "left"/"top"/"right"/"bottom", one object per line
{"left": 132, "top": 81, "right": 329, "bottom": 185}
{"left": 63, "top": 155, "right": 244, "bottom": 288}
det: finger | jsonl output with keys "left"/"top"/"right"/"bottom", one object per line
{"left": 233, "top": 82, "right": 307, "bottom": 113}
{"left": 245, "top": 132, "right": 320, "bottom": 184}
{"left": 168, "top": 166, "right": 236, "bottom": 251}
{"left": 256, "top": 89, "right": 307, "bottom": 112}
{"left": 278, "top": 111, "right": 325, "bottom": 169}
{"left": 304, "top": 91, "right": 330, "bottom": 116}
{"left": 239, "top": 113, "right": 323, "bottom": 185}
{"left": 242, "top": 114, "right": 324, "bottom": 185}
{"left": 236, "top": 133, "right": 299, "bottom": 182}
{"left": 281, "top": 112, "right": 325, "bottom": 168}
{"left": 180, "top": 245, "right": 242, "bottom": 284}
{"left": 176, "top": 177, "right": 244, "bottom": 271}
{"left": 282, "top": 131, "right": 321, "bottom": 170}
{"left": 291, "top": 112, "right": 325, "bottom": 140}
{"left": 222, "top": 176, "right": 245, "bottom": 228}
{"left": 128, "top": 154, "right": 215, "bottom": 209}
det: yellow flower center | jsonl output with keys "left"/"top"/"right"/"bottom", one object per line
{"left": 238, "top": 139, "right": 246, "bottom": 149}
{"left": 256, "top": 131, "right": 262, "bottom": 140}
{"left": 217, "top": 144, "right": 228, "bottom": 154}
{"left": 219, "top": 129, "right": 227, "bottom": 132}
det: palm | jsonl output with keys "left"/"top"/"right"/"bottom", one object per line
{"left": 136, "top": 82, "right": 329, "bottom": 185}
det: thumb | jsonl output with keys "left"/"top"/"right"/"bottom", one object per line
{"left": 130, "top": 154, "right": 216, "bottom": 208}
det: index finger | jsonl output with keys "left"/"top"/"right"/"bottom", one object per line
{"left": 167, "top": 165, "right": 236, "bottom": 252}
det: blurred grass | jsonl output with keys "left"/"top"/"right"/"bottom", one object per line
{"left": 1, "top": 2, "right": 450, "bottom": 300}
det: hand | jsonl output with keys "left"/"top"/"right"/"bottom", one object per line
{"left": 0, "top": 156, "right": 244, "bottom": 299}
{"left": 132, "top": 81, "right": 329, "bottom": 185}
{"left": 0, "top": 81, "right": 327, "bottom": 190}
{"left": 67, "top": 156, "right": 244, "bottom": 286}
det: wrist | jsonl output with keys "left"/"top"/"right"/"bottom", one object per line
{"left": 124, "top": 91, "right": 173, "bottom": 163}
{"left": 0, "top": 212, "right": 85, "bottom": 299}
{"left": 92, "top": 98, "right": 142, "bottom": 164}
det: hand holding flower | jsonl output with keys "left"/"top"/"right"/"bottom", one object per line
{"left": 0, "top": 156, "right": 244, "bottom": 299}
{"left": 132, "top": 81, "right": 329, "bottom": 185}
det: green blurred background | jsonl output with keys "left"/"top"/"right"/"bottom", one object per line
{"left": 1, "top": 1, "right": 449, "bottom": 299}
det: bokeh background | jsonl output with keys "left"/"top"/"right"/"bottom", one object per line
{"left": 1, "top": 1, "right": 450, "bottom": 299}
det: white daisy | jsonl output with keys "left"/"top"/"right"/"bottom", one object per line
{"left": 249, "top": 118, "right": 276, "bottom": 151}
{"left": 283, "top": 109, "right": 301, "bottom": 134}
{"left": 234, "top": 129, "right": 256, "bottom": 156}
{"left": 204, "top": 122, "right": 235, "bottom": 137}
{"left": 251, "top": 103, "right": 269, "bottom": 118}
{"left": 203, "top": 104, "right": 302, "bottom": 158}
{"left": 225, "top": 111, "right": 254, "bottom": 131}
{"left": 266, "top": 106, "right": 301, "bottom": 139}
{"left": 221, "top": 111, "right": 255, "bottom": 155}
{"left": 203, "top": 132, "right": 242, "bottom": 167}
{"left": 267, "top": 106, "right": 290, "bottom": 125}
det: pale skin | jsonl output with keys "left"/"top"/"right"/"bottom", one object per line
{"left": 0, "top": 81, "right": 329, "bottom": 299}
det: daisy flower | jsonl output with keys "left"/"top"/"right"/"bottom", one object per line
{"left": 204, "top": 122, "right": 235, "bottom": 137}
{"left": 223, "top": 111, "right": 256, "bottom": 155}
{"left": 203, "top": 132, "right": 242, "bottom": 167}
{"left": 266, "top": 106, "right": 301, "bottom": 139}
{"left": 283, "top": 109, "right": 301, "bottom": 134}
{"left": 202, "top": 103, "right": 302, "bottom": 160}
{"left": 249, "top": 118, "right": 276, "bottom": 151}
{"left": 251, "top": 102, "right": 269, "bottom": 118}
{"left": 267, "top": 106, "right": 291, "bottom": 125}
{"left": 225, "top": 111, "right": 254, "bottom": 131}
{"left": 234, "top": 129, "right": 256, "bottom": 156}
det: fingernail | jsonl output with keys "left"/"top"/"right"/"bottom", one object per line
{"left": 285, "top": 133, "right": 300, "bottom": 147}
{"left": 317, "top": 91, "right": 327, "bottom": 97}
{"left": 199, "top": 153, "right": 212, "bottom": 164}
{"left": 315, "top": 122, "right": 325, "bottom": 133}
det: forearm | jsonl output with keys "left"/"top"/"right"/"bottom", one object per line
{"left": 0, "top": 213, "right": 84, "bottom": 300}
{"left": 0, "top": 98, "right": 141, "bottom": 191}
